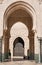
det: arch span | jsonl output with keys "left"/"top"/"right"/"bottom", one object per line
{"left": 3, "top": 1, "right": 36, "bottom": 60}
{"left": 3, "top": 1, "right": 36, "bottom": 30}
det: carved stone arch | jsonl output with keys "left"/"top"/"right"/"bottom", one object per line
{"left": 3, "top": 1, "right": 36, "bottom": 31}
{"left": 3, "top": 1, "right": 36, "bottom": 60}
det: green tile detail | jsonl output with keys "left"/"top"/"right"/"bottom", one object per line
{"left": 40, "top": 54, "right": 42, "bottom": 62}
{"left": 2, "top": 53, "right": 5, "bottom": 62}
{"left": 0, "top": 53, "right": 2, "bottom": 61}
{"left": 4, "top": 53, "right": 8, "bottom": 59}
{"left": 30, "top": 53, "right": 34, "bottom": 60}
{"left": 2, "top": 53, "right": 8, "bottom": 62}
{"left": 34, "top": 54, "right": 39, "bottom": 63}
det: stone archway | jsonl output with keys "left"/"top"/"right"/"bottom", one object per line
{"left": 9, "top": 22, "right": 29, "bottom": 59}
{"left": 3, "top": 1, "right": 36, "bottom": 60}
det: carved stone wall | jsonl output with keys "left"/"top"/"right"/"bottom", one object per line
{"left": 0, "top": 0, "right": 3, "bottom": 4}
{"left": 38, "top": 0, "right": 42, "bottom": 4}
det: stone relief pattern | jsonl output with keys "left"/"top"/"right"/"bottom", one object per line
{"left": 38, "top": 0, "right": 42, "bottom": 4}
{"left": 0, "top": 0, "right": 3, "bottom": 4}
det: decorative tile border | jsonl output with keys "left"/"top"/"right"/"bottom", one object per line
{"left": 2, "top": 53, "right": 8, "bottom": 62}
{"left": 40, "top": 54, "right": 42, "bottom": 62}
{"left": 2, "top": 53, "right": 5, "bottom": 62}
{"left": 0, "top": 53, "right": 2, "bottom": 61}
{"left": 34, "top": 54, "right": 39, "bottom": 63}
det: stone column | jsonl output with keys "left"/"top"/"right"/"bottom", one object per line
{"left": 9, "top": 37, "right": 13, "bottom": 60}
{"left": 37, "top": 37, "right": 42, "bottom": 63}
{"left": 24, "top": 37, "right": 29, "bottom": 59}
{"left": 0, "top": 37, "right": 2, "bottom": 61}
{"left": 24, "top": 44, "right": 28, "bottom": 58}
{"left": 34, "top": 30, "right": 39, "bottom": 63}
{"left": 39, "top": 39, "right": 40, "bottom": 63}
{"left": 2, "top": 37, "right": 5, "bottom": 61}
{"left": 28, "top": 30, "right": 34, "bottom": 60}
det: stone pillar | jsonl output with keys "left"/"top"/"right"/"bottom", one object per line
{"left": 9, "top": 44, "right": 12, "bottom": 60}
{"left": 24, "top": 37, "right": 29, "bottom": 59}
{"left": 0, "top": 37, "right": 2, "bottom": 62}
{"left": 40, "top": 39, "right": 42, "bottom": 62}
{"left": 37, "top": 37, "right": 42, "bottom": 63}
{"left": 28, "top": 30, "right": 34, "bottom": 60}
{"left": 2, "top": 37, "right": 5, "bottom": 61}
{"left": 24, "top": 45, "right": 28, "bottom": 57}
{"left": 9, "top": 37, "right": 13, "bottom": 60}
{"left": 39, "top": 39, "right": 40, "bottom": 63}
{"left": 34, "top": 31, "right": 39, "bottom": 63}
{"left": 3, "top": 29, "right": 10, "bottom": 60}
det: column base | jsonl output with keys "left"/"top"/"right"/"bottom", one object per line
{"left": 23, "top": 56, "right": 28, "bottom": 60}
{"left": 40, "top": 54, "right": 42, "bottom": 62}
{"left": 2, "top": 53, "right": 5, "bottom": 62}
{"left": 0, "top": 53, "right": 2, "bottom": 62}
{"left": 34, "top": 54, "right": 39, "bottom": 63}
{"left": 2, "top": 53, "right": 8, "bottom": 62}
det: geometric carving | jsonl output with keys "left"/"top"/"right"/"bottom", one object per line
{"left": 0, "top": 0, "right": 3, "bottom": 4}
{"left": 38, "top": 0, "right": 42, "bottom": 4}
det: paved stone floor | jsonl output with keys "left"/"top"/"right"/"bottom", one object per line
{"left": 0, "top": 60, "right": 42, "bottom": 65}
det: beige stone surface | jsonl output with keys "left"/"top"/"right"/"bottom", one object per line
{"left": 0, "top": 60, "right": 42, "bottom": 65}
{"left": 0, "top": 61, "right": 36, "bottom": 65}
{"left": 0, "top": 0, "right": 42, "bottom": 63}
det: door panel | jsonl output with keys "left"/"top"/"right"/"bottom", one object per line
{"left": 13, "top": 43, "right": 24, "bottom": 56}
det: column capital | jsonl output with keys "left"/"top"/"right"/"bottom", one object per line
{"left": 32, "top": 29, "right": 37, "bottom": 33}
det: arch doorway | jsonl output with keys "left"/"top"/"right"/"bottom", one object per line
{"left": 13, "top": 37, "right": 24, "bottom": 56}
{"left": 3, "top": 1, "right": 36, "bottom": 61}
